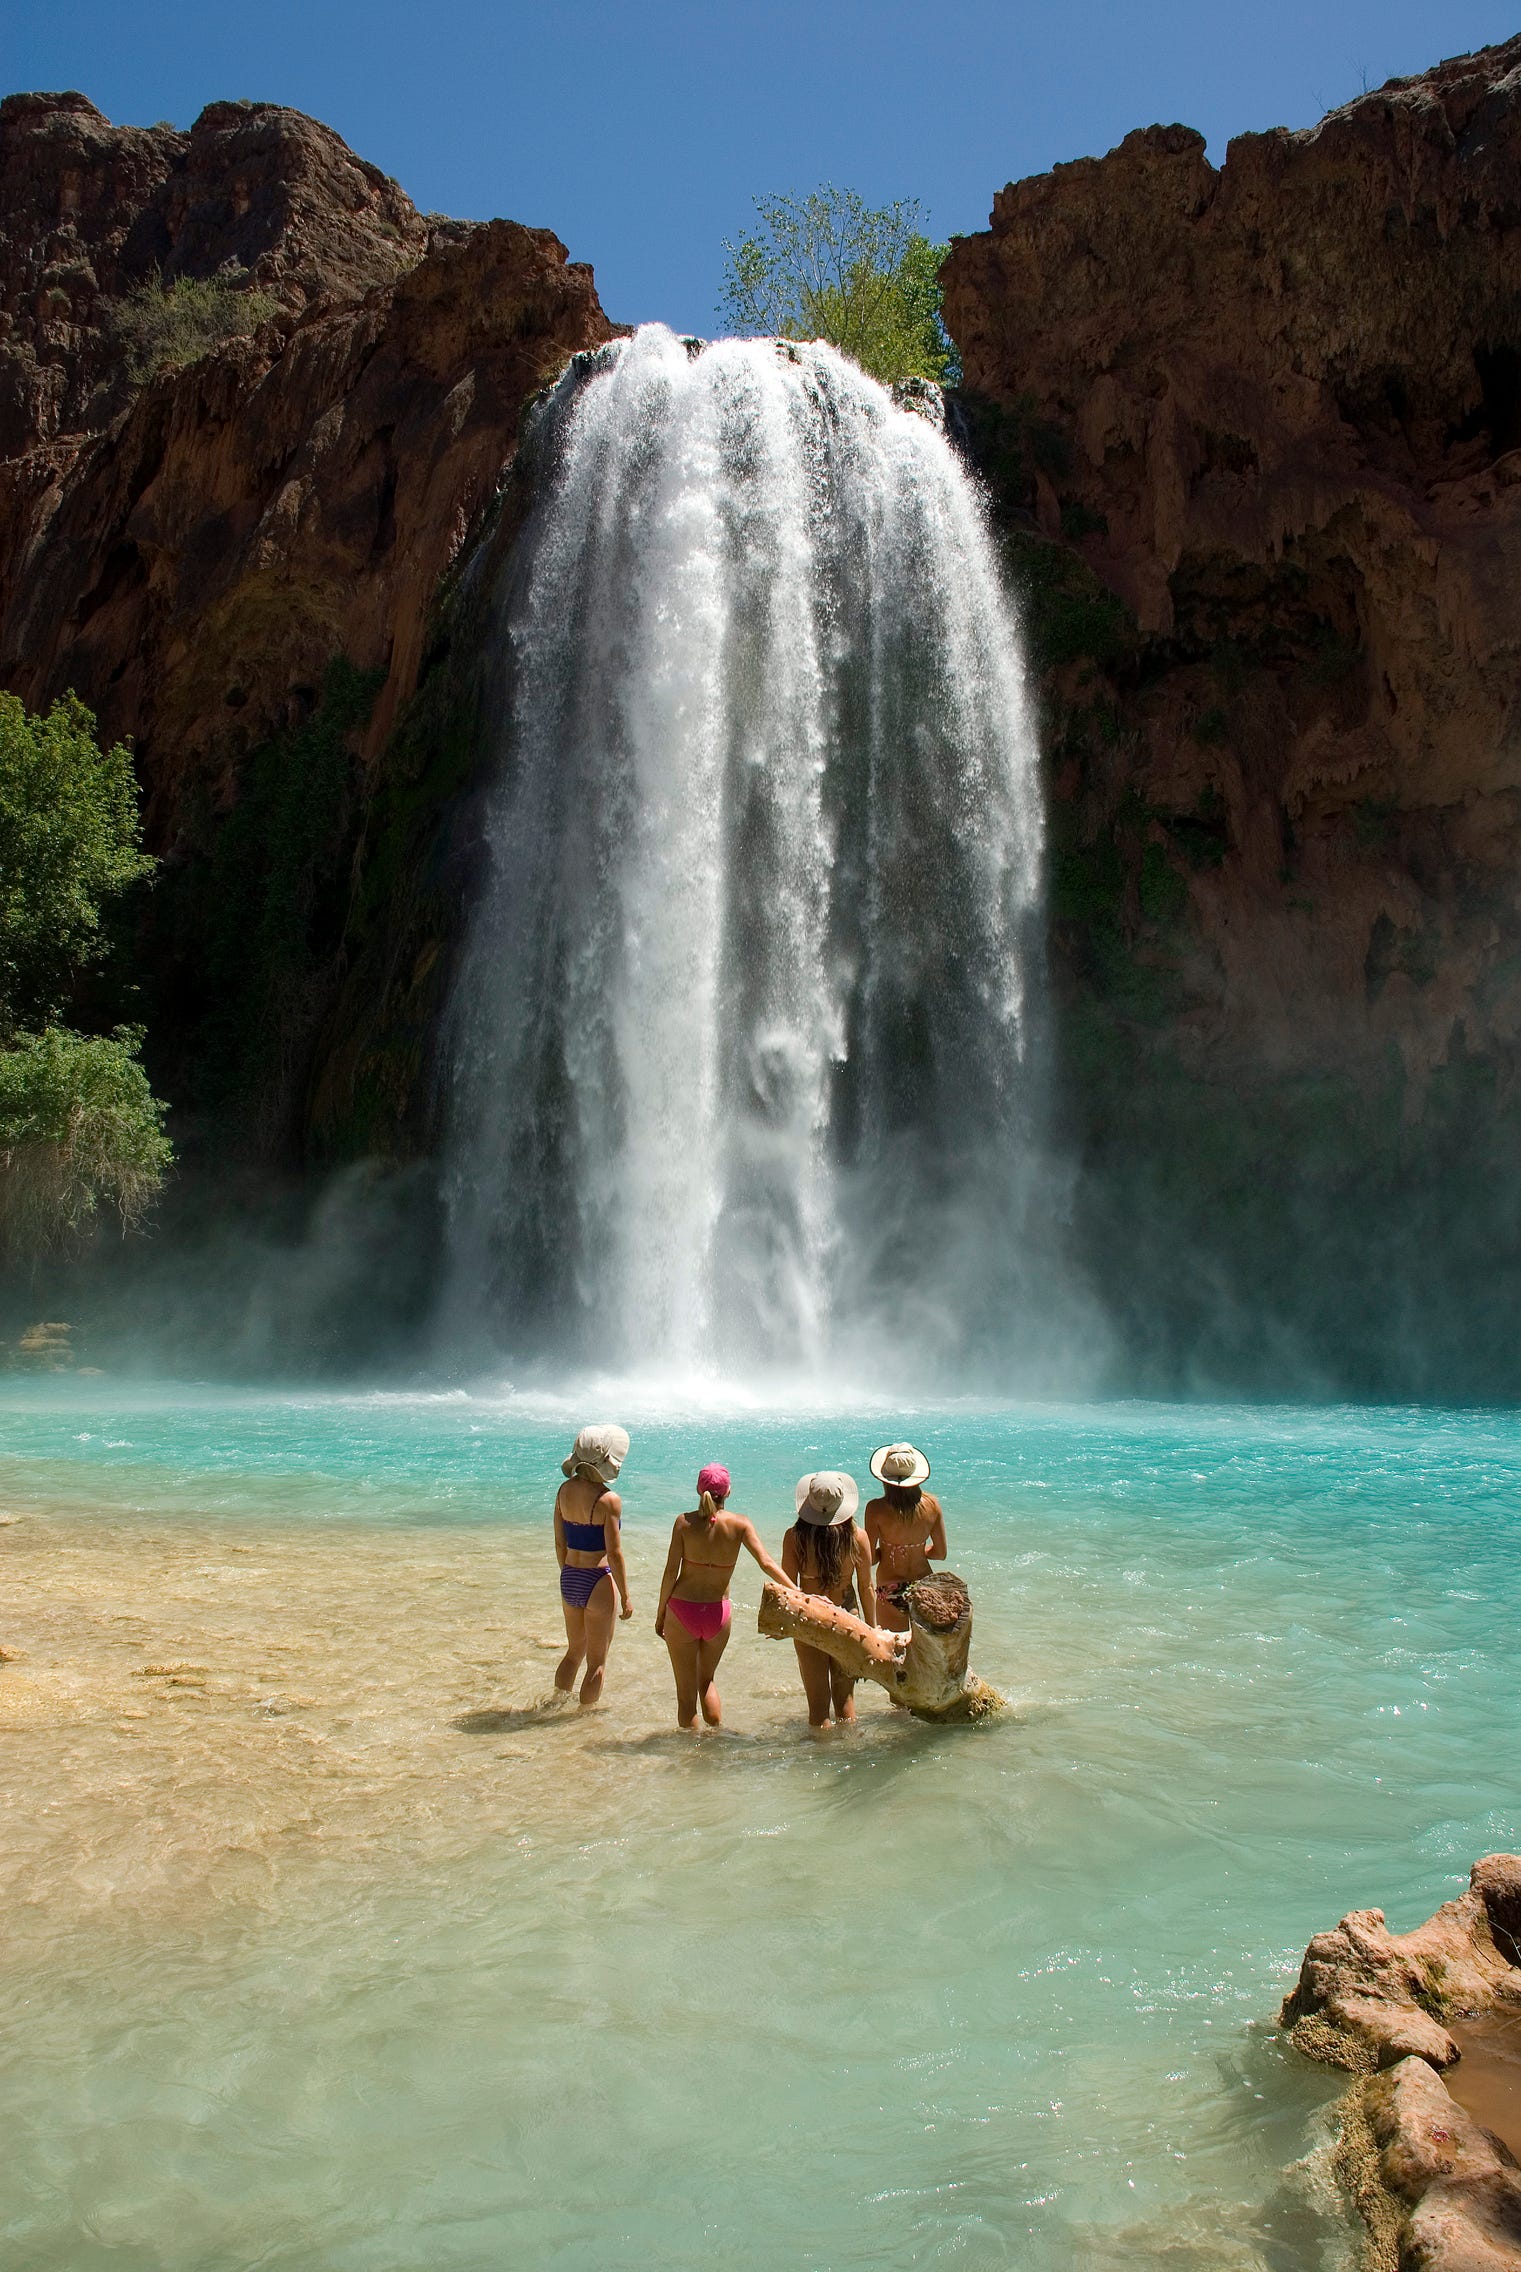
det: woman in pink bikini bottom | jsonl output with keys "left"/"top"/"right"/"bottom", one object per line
{"left": 655, "top": 1464, "right": 794, "bottom": 1730}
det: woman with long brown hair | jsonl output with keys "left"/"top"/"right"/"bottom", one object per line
{"left": 781, "top": 1471, "right": 877, "bottom": 1733}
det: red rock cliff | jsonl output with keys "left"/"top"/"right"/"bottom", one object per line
{"left": 944, "top": 37, "right": 1521, "bottom": 1098}
{"left": 0, "top": 94, "right": 613, "bottom": 823}
{"left": 942, "top": 39, "right": 1521, "bottom": 1388}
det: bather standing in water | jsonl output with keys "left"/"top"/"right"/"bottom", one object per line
{"left": 862, "top": 1442, "right": 945, "bottom": 1632}
{"left": 655, "top": 1464, "right": 795, "bottom": 1730}
{"left": 553, "top": 1425, "right": 632, "bottom": 1706}
{"left": 782, "top": 1472, "right": 877, "bottom": 1733}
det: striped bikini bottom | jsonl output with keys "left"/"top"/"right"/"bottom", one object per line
{"left": 560, "top": 1563, "right": 610, "bottom": 1609}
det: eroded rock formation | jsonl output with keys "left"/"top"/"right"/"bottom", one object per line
{"left": 1283, "top": 1858, "right": 1521, "bottom": 2268}
{"left": 1282, "top": 1854, "right": 1521, "bottom": 2071}
{"left": 757, "top": 1572, "right": 1003, "bottom": 1721}
{"left": 943, "top": 37, "right": 1521, "bottom": 1392}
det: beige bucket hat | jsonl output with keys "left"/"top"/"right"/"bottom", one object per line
{"left": 869, "top": 1441, "right": 931, "bottom": 1489}
{"left": 794, "top": 1470, "right": 859, "bottom": 1525}
{"left": 562, "top": 1424, "right": 630, "bottom": 1485}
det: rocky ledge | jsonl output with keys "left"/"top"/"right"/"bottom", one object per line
{"left": 1283, "top": 1857, "right": 1521, "bottom": 2268}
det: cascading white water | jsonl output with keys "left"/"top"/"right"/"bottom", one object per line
{"left": 442, "top": 323, "right": 1044, "bottom": 1383}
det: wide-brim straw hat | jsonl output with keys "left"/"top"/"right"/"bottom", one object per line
{"left": 794, "top": 1470, "right": 859, "bottom": 1525}
{"left": 562, "top": 1424, "right": 630, "bottom": 1485}
{"left": 869, "top": 1441, "right": 931, "bottom": 1489}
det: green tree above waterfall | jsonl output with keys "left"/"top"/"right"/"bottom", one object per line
{"left": 720, "top": 187, "right": 959, "bottom": 386}
{"left": 0, "top": 692, "right": 171, "bottom": 1260}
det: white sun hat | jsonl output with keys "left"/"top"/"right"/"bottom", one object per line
{"left": 869, "top": 1441, "right": 931, "bottom": 1489}
{"left": 794, "top": 1470, "right": 859, "bottom": 1525}
{"left": 562, "top": 1424, "right": 630, "bottom": 1485}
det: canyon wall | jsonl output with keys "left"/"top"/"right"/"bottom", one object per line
{"left": 0, "top": 92, "right": 613, "bottom": 1178}
{"left": 944, "top": 36, "right": 1521, "bottom": 1390}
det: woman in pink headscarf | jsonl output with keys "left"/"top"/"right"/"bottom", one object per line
{"left": 655, "top": 1464, "right": 794, "bottom": 1731}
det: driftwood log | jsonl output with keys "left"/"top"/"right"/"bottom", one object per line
{"left": 759, "top": 1571, "right": 1003, "bottom": 1721}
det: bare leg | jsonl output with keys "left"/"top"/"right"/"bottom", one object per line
{"left": 830, "top": 1661, "right": 858, "bottom": 1724}
{"left": 578, "top": 1576, "right": 617, "bottom": 1706}
{"left": 695, "top": 1615, "right": 733, "bottom": 1726}
{"left": 792, "top": 1638, "right": 835, "bottom": 1734}
{"left": 663, "top": 1617, "right": 701, "bottom": 1730}
{"left": 555, "top": 1597, "right": 586, "bottom": 1693}
{"left": 876, "top": 1593, "right": 910, "bottom": 1634}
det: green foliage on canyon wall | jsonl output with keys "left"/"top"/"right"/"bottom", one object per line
{"left": 721, "top": 188, "right": 958, "bottom": 385}
{"left": 109, "top": 267, "right": 277, "bottom": 384}
{"left": 0, "top": 692, "right": 170, "bottom": 1259}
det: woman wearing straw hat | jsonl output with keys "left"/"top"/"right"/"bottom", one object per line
{"left": 862, "top": 1442, "right": 946, "bottom": 1633}
{"left": 781, "top": 1472, "right": 877, "bottom": 1733}
{"left": 654, "top": 1462, "right": 795, "bottom": 1731}
{"left": 553, "top": 1424, "right": 632, "bottom": 1706}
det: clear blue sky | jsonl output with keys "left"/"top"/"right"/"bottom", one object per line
{"left": 8, "top": 0, "right": 1515, "bottom": 334}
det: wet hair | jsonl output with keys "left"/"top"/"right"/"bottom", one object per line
{"left": 695, "top": 1489, "right": 727, "bottom": 1519}
{"left": 884, "top": 1482, "right": 922, "bottom": 1512}
{"left": 793, "top": 1516, "right": 852, "bottom": 1593}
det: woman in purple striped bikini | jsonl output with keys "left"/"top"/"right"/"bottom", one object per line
{"left": 553, "top": 1424, "right": 633, "bottom": 1706}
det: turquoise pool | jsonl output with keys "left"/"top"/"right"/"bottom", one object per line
{"left": 2, "top": 1386, "right": 1516, "bottom": 2269}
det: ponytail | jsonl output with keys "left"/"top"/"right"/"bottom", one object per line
{"left": 697, "top": 1489, "right": 726, "bottom": 1520}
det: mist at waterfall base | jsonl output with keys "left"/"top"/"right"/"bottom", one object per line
{"left": 436, "top": 324, "right": 1080, "bottom": 1399}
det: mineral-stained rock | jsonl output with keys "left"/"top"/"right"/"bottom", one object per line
{"left": 1282, "top": 1856, "right": 1521, "bottom": 2072}
{"left": 757, "top": 1571, "right": 1004, "bottom": 1721}
{"left": 1339, "top": 2056, "right": 1521, "bottom": 2272}
{"left": 1285, "top": 1861, "right": 1521, "bottom": 2268}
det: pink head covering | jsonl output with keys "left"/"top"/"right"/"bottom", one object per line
{"left": 696, "top": 1463, "right": 731, "bottom": 1501}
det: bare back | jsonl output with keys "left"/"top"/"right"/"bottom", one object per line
{"left": 863, "top": 1492, "right": 945, "bottom": 1584}
{"left": 667, "top": 1510, "right": 751, "bottom": 1603}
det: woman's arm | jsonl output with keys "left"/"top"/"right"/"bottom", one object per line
{"left": 654, "top": 1519, "right": 684, "bottom": 1635}
{"left": 854, "top": 1528, "right": 877, "bottom": 1627}
{"left": 554, "top": 1505, "right": 567, "bottom": 1570}
{"left": 926, "top": 1496, "right": 947, "bottom": 1563}
{"left": 602, "top": 1492, "right": 633, "bottom": 1620}
{"left": 739, "top": 1518, "right": 794, "bottom": 1590}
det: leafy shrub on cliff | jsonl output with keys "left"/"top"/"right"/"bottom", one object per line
{"left": 0, "top": 692, "right": 153, "bottom": 1029}
{"left": 0, "top": 1027, "right": 170, "bottom": 1255}
{"left": 109, "top": 267, "right": 277, "bottom": 384}
{"left": 721, "top": 188, "right": 957, "bottom": 385}
{"left": 0, "top": 692, "right": 169, "bottom": 1258}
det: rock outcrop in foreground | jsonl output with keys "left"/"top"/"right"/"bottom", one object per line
{"left": 1283, "top": 1858, "right": 1521, "bottom": 2268}
{"left": 944, "top": 38, "right": 1521, "bottom": 1394}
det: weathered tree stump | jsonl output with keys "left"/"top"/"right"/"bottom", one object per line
{"left": 759, "top": 1571, "right": 1003, "bottom": 1722}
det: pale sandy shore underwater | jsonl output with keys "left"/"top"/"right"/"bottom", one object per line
{"left": 0, "top": 1502, "right": 875, "bottom": 1940}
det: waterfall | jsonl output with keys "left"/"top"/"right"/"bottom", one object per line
{"left": 441, "top": 323, "right": 1044, "bottom": 1384}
